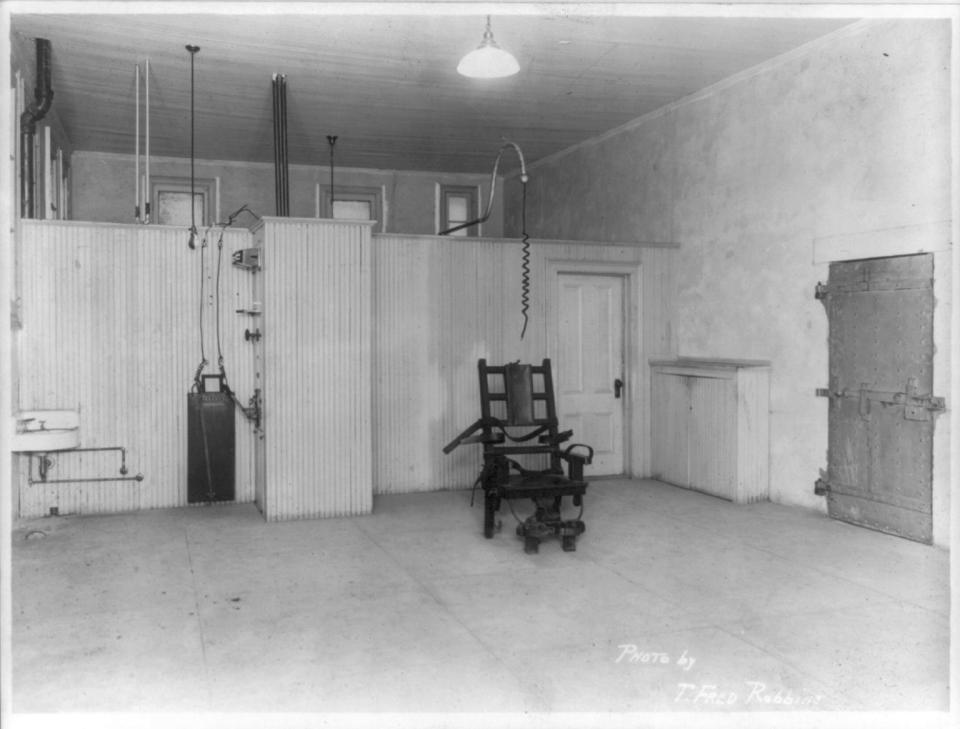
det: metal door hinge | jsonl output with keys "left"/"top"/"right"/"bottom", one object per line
{"left": 814, "top": 477, "right": 831, "bottom": 495}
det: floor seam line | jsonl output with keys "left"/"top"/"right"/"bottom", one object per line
{"left": 183, "top": 529, "right": 213, "bottom": 708}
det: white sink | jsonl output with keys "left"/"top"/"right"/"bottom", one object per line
{"left": 11, "top": 410, "right": 80, "bottom": 453}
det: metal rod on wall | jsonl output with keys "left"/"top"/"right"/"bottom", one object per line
{"left": 281, "top": 75, "right": 289, "bottom": 215}
{"left": 186, "top": 45, "right": 199, "bottom": 247}
{"left": 283, "top": 77, "right": 289, "bottom": 214}
{"left": 134, "top": 64, "right": 140, "bottom": 222}
{"left": 271, "top": 73, "right": 290, "bottom": 216}
{"left": 144, "top": 57, "right": 151, "bottom": 223}
{"left": 327, "top": 135, "right": 337, "bottom": 214}
{"left": 272, "top": 75, "right": 279, "bottom": 215}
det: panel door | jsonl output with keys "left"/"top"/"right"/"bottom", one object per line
{"left": 820, "top": 254, "right": 939, "bottom": 543}
{"left": 557, "top": 274, "right": 625, "bottom": 475}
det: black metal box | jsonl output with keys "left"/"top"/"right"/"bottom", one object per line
{"left": 187, "top": 392, "right": 236, "bottom": 503}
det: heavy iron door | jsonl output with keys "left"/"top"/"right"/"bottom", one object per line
{"left": 815, "top": 254, "right": 944, "bottom": 543}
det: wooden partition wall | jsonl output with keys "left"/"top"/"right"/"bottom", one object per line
{"left": 14, "top": 219, "right": 676, "bottom": 520}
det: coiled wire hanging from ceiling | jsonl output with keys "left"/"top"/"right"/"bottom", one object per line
{"left": 440, "top": 142, "right": 530, "bottom": 339}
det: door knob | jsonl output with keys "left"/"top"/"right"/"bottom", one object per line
{"left": 614, "top": 378, "right": 624, "bottom": 398}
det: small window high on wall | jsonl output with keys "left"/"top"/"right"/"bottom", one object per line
{"left": 152, "top": 177, "right": 214, "bottom": 227}
{"left": 439, "top": 185, "right": 479, "bottom": 237}
{"left": 317, "top": 185, "right": 384, "bottom": 231}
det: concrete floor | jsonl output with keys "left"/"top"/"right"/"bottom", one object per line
{"left": 11, "top": 478, "right": 950, "bottom": 723}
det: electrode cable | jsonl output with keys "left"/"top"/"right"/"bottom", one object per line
{"left": 519, "top": 180, "right": 530, "bottom": 339}
{"left": 210, "top": 204, "right": 263, "bottom": 420}
{"left": 191, "top": 224, "right": 210, "bottom": 393}
{"left": 438, "top": 141, "right": 530, "bottom": 339}
{"left": 186, "top": 45, "right": 199, "bottom": 250}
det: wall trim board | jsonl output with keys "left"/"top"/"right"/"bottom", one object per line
{"left": 255, "top": 215, "right": 377, "bottom": 229}
{"left": 813, "top": 219, "right": 952, "bottom": 264}
{"left": 374, "top": 233, "right": 680, "bottom": 249}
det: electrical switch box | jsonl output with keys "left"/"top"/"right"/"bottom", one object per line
{"left": 187, "top": 391, "right": 235, "bottom": 503}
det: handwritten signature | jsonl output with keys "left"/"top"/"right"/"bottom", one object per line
{"left": 615, "top": 644, "right": 697, "bottom": 671}
{"left": 675, "top": 681, "right": 824, "bottom": 707}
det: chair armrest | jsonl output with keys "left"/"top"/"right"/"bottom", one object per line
{"left": 561, "top": 443, "right": 594, "bottom": 480}
{"left": 443, "top": 419, "right": 484, "bottom": 454}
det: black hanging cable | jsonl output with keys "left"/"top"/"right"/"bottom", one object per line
{"left": 186, "top": 45, "right": 199, "bottom": 249}
{"left": 192, "top": 226, "right": 208, "bottom": 392}
{"left": 216, "top": 226, "right": 225, "bottom": 377}
{"left": 327, "top": 135, "right": 338, "bottom": 211}
{"left": 519, "top": 178, "right": 530, "bottom": 339}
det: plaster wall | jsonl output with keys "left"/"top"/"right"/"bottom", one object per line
{"left": 69, "top": 151, "right": 504, "bottom": 236}
{"left": 505, "top": 19, "right": 952, "bottom": 544}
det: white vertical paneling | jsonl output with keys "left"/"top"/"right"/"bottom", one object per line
{"left": 16, "top": 220, "right": 677, "bottom": 516}
{"left": 650, "top": 370, "right": 690, "bottom": 487}
{"left": 736, "top": 366, "right": 770, "bottom": 504}
{"left": 688, "top": 374, "right": 737, "bottom": 499}
{"left": 371, "top": 234, "right": 678, "bottom": 494}
{"left": 259, "top": 218, "right": 372, "bottom": 520}
{"left": 649, "top": 360, "right": 769, "bottom": 503}
{"left": 16, "top": 220, "right": 257, "bottom": 518}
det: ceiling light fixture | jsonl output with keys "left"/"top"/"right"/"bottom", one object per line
{"left": 457, "top": 15, "right": 519, "bottom": 79}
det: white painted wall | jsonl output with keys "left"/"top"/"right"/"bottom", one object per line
{"left": 505, "top": 19, "right": 952, "bottom": 545}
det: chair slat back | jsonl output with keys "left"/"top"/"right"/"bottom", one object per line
{"left": 478, "top": 358, "right": 558, "bottom": 428}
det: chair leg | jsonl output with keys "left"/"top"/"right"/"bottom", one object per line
{"left": 483, "top": 491, "right": 497, "bottom": 539}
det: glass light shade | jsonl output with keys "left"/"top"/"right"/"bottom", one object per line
{"left": 457, "top": 43, "right": 520, "bottom": 78}
{"left": 457, "top": 18, "right": 519, "bottom": 78}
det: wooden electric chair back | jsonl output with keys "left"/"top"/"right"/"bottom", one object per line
{"left": 477, "top": 358, "right": 567, "bottom": 475}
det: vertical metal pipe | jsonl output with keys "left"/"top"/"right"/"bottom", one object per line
{"left": 186, "top": 46, "right": 199, "bottom": 246}
{"left": 281, "top": 76, "right": 289, "bottom": 215}
{"left": 20, "top": 38, "right": 54, "bottom": 219}
{"left": 327, "top": 135, "right": 337, "bottom": 214}
{"left": 134, "top": 64, "right": 140, "bottom": 222}
{"left": 279, "top": 75, "right": 284, "bottom": 215}
{"left": 272, "top": 74, "right": 280, "bottom": 215}
{"left": 272, "top": 74, "right": 289, "bottom": 217}
{"left": 144, "top": 57, "right": 151, "bottom": 223}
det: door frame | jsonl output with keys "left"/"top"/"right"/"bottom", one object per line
{"left": 545, "top": 259, "right": 642, "bottom": 477}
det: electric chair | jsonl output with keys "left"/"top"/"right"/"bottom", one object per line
{"left": 443, "top": 359, "right": 594, "bottom": 553}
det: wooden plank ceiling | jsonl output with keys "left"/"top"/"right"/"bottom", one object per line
{"left": 10, "top": 9, "right": 855, "bottom": 174}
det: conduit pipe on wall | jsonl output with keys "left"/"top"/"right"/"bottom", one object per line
{"left": 135, "top": 64, "right": 140, "bottom": 221}
{"left": 145, "top": 57, "right": 151, "bottom": 223}
{"left": 272, "top": 73, "right": 289, "bottom": 216}
{"left": 20, "top": 38, "right": 54, "bottom": 219}
{"left": 439, "top": 141, "right": 528, "bottom": 236}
